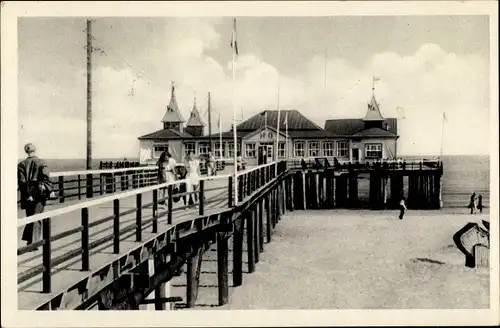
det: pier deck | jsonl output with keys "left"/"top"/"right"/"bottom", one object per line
{"left": 17, "top": 177, "right": 228, "bottom": 310}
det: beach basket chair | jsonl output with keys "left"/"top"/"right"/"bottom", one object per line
{"left": 452, "top": 222, "right": 490, "bottom": 268}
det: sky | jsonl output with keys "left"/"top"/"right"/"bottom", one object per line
{"left": 17, "top": 15, "right": 491, "bottom": 159}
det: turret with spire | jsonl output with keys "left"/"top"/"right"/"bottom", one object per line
{"left": 185, "top": 92, "right": 205, "bottom": 136}
{"left": 363, "top": 77, "right": 386, "bottom": 130}
{"left": 161, "top": 81, "right": 185, "bottom": 132}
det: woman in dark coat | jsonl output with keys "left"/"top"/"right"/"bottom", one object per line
{"left": 468, "top": 192, "right": 476, "bottom": 214}
{"left": 477, "top": 194, "right": 483, "bottom": 213}
{"left": 157, "top": 151, "right": 167, "bottom": 206}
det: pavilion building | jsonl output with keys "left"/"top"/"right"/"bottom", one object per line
{"left": 138, "top": 82, "right": 399, "bottom": 166}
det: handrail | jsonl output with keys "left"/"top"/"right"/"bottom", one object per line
{"left": 48, "top": 165, "right": 157, "bottom": 178}
{"left": 17, "top": 172, "right": 230, "bottom": 228}
{"left": 236, "top": 161, "right": 277, "bottom": 177}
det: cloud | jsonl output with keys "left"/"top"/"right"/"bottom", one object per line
{"left": 18, "top": 20, "right": 490, "bottom": 160}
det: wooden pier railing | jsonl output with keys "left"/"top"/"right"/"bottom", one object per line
{"left": 17, "top": 158, "right": 446, "bottom": 310}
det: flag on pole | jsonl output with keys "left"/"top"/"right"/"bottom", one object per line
{"left": 443, "top": 112, "right": 447, "bottom": 122}
{"left": 373, "top": 76, "right": 381, "bottom": 82}
{"left": 230, "top": 18, "right": 239, "bottom": 55}
{"left": 217, "top": 114, "right": 221, "bottom": 131}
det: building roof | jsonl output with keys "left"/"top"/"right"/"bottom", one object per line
{"left": 324, "top": 118, "right": 398, "bottom": 137}
{"left": 186, "top": 96, "right": 205, "bottom": 127}
{"left": 161, "top": 82, "right": 185, "bottom": 123}
{"left": 353, "top": 127, "right": 398, "bottom": 138}
{"left": 363, "top": 95, "right": 385, "bottom": 121}
{"left": 139, "top": 128, "right": 193, "bottom": 140}
{"left": 237, "top": 109, "right": 323, "bottom": 131}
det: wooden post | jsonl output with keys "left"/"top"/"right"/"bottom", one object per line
{"left": 265, "top": 194, "right": 271, "bottom": 243}
{"left": 302, "top": 171, "right": 306, "bottom": 210}
{"left": 232, "top": 218, "right": 244, "bottom": 287}
{"left": 58, "top": 176, "right": 64, "bottom": 203}
{"left": 42, "top": 217, "right": 52, "bottom": 293}
{"left": 217, "top": 232, "right": 229, "bottom": 306}
{"left": 228, "top": 176, "right": 233, "bottom": 208}
{"left": 113, "top": 199, "right": 120, "bottom": 254}
{"left": 167, "top": 185, "right": 173, "bottom": 225}
{"left": 247, "top": 209, "right": 255, "bottom": 273}
{"left": 77, "top": 175, "right": 82, "bottom": 200}
{"left": 186, "top": 245, "right": 199, "bottom": 308}
{"left": 254, "top": 205, "right": 260, "bottom": 263}
{"left": 136, "top": 194, "right": 142, "bottom": 242}
{"left": 81, "top": 208, "right": 89, "bottom": 271}
{"left": 199, "top": 180, "right": 205, "bottom": 215}
{"left": 86, "top": 173, "right": 93, "bottom": 198}
{"left": 152, "top": 189, "right": 158, "bottom": 233}
{"left": 259, "top": 199, "right": 264, "bottom": 252}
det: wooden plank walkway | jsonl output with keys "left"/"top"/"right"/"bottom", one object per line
{"left": 17, "top": 177, "right": 229, "bottom": 310}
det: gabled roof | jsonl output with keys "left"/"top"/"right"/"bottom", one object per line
{"left": 139, "top": 128, "right": 193, "bottom": 140}
{"left": 186, "top": 96, "right": 205, "bottom": 127}
{"left": 242, "top": 125, "right": 289, "bottom": 140}
{"left": 324, "top": 118, "right": 398, "bottom": 137}
{"left": 353, "top": 127, "right": 397, "bottom": 138}
{"left": 363, "top": 95, "right": 385, "bottom": 121}
{"left": 161, "top": 82, "right": 185, "bottom": 123}
{"left": 237, "top": 109, "right": 323, "bottom": 131}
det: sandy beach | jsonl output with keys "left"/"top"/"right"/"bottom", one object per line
{"left": 170, "top": 209, "right": 490, "bottom": 310}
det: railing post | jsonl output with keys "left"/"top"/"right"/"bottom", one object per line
{"left": 112, "top": 173, "right": 117, "bottom": 193}
{"left": 58, "top": 176, "right": 65, "bottom": 203}
{"left": 113, "top": 199, "right": 120, "bottom": 254}
{"left": 136, "top": 193, "right": 142, "bottom": 242}
{"left": 77, "top": 174, "right": 82, "bottom": 200}
{"left": 99, "top": 174, "right": 104, "bottom": 195}
{"left": 132, "top": 172, "right": 138, "bottom": 189}
{"left": 167, "top": 185, "right": 173, "bottom": 225}
{"left": 152, "top": 189, "right": 158, "bottom": 233}
{"left": 81, "top": 208, "right": 89, "bottom": 271}
{"left": 199, "top": 180, "right": 205, "bottom": 216}
{"left": 86, "top": 173, "right": 93, "bottom": 199}
{"left": 228, "top": 176, "right": 233, "bottom": 208}
{"left": 42, "top": 217, "right": 52, "bottom": 293}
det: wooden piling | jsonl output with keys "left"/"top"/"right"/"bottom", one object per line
{"left": 186, "top": 246, "right": 199, "bottom": 308}
{"left": 254, "top": 205, "right": 260, "bottom": 263}
{"left": 266, "top": 194, "right": 272, "bottom": 243}
{"left": 217, "top": 232, "right": 229, "bottom": 306}
{"left": 259, "top": 200, "right": 264, "bottom": 252}
{"left": 232, "top": 217, "right": 244, "bottom": 287}
{"left": 247, "top": 209, "right": 255, "bottom": 273}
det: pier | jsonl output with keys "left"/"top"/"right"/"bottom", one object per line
{"left": 17, "top": 158, "right": 453, "bottom": 310}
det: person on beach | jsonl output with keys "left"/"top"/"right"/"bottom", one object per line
{"left": 18, "top": 143, "right": 52, "bottom": 249}
{"left": 477, "top": 194, "right": 483, "bottom": 213}
{"left": 185, "top": 152, "right": 201, "bottom": 206}
{"left": 468, "top": 192, "right": 477, "bottom": 214}
{"left": 399, "top": 194, "right": 407, "bottom": 220}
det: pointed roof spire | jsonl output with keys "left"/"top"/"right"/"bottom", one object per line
{"left": 161, "top": 81, "right": 185, "bottom": 123}
{"left": 186, "top": 91, "right": 205, "bottom": 127}
{"left": 363, "top": 94, "right": 385, "bottom": 121}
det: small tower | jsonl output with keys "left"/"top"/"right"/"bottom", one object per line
{"left": 161, "top": 81, "right": 185, "bottom": 132}
{"left": 185, "top": 92, "right": 205, "bottom": 136}
{"left": 363, "top": 80, "right": 385, "bottom": 130}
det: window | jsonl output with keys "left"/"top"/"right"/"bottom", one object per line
{"left": 228, "top": 143, "right": 241, "bottom": 157}
{"left": 198, "top": 142, "right": 209, "bottom": 155}
{"left": 293, "top": 141, "right": 305, "bottom": 158}
{"left": 308, "top": 141, "right": 320, "bottom": 157}
{"left": 365, "top": 143, "right": 382, "bottom": 159}
{"left": 214, "top": 142, "right": 225, "bottom": 158}
{"left": 245, "top": 143, "right": 256, "bottom": 158}
{"left": 278, "top": 142, "right": 286, "bottom": 158}
{"left": 322, "top": 142, "right": 334, "bottom": 157}
{"left": 184, "top": 142, "right": 195, "bottom": 157}
{"left": 336, "top": 141, "right": 349, "bottom": 157}
{"left": 153, "top": 144, "right": 169, "bottom": 158}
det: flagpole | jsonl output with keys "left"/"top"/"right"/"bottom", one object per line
{"left": 219, "top": 113, "right": 223, "bottom": 161}
{"left": 232, "top": 18, "right": 238, "bottom": 205}
{"left": 285, "top": 112, "right": 288, "bottom": 159}
{"left": 275, "top": 76, "right": 281, "bottom": 174}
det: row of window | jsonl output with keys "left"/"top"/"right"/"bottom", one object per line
{"left": 153, "top": 141, "right": 383, "bottom": 159}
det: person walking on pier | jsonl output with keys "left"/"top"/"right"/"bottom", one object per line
{"left": 18, "top": 143, "right": 52, "bottom": 248}
{"left": 186, "top": 152, "right": 201, "bottom": 206}
{"left": 207, "top": 151, "right": 216, "bottom": 176}
{"left": 399, "top": 193, "right": 407, "bottom": 220}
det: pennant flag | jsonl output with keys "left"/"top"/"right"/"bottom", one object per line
{"left": 443, "top": 112, "right": 447, "bottom": 122}
{"left": 373, "top": 76, "right": 381, "bottom": 82}
{"left": 217, "top": 114, "right": 221, "bottom": 131}
{"left": 396, "top": 106, "right": 406, "bottom": 119}
{"left": 230, "top": 18, "right": 239, "bottom": 55}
